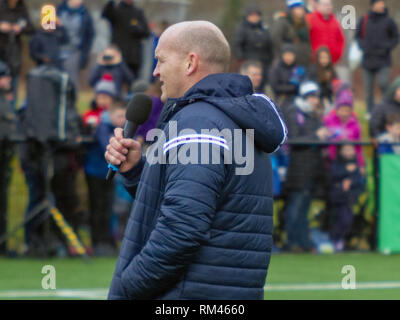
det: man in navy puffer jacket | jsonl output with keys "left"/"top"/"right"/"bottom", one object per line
{"left": 106, "top": 21, "right": 287, "bottom": 300}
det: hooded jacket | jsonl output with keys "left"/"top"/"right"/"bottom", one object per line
{"left": 370, "top": 77, "right": 400, "bottom": 138}
{"left": 306, "top": 11, "right": 345, "bottom": 64}
{"left": 108, "top": 73, "right": 287, "bottom": 300}
{"left": 323, "top": 109, "right": 365, "bottom": 167}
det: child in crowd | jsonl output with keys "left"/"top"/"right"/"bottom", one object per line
{"left": 82, "top": 74, "right": 117, "bottom": 135}
{"left": 329, "top": 144, "right": 365, "bottom": 252}
{"left": 88, "top": 44, "right": 134, "bottom": 97}
{"left": 84, "top": 98, "right": 126, "bottom": 256}
{"left": 378, "top": 114, "right": 400, "bottom": 155}
{"left": 308, "top": 46, "right": 337, "bottom": 113}
{"left": 323, "top": 82, "right": 365, "bottom": 169}
{"left": 269, "top": 44, "right": 305, "bottom": 110}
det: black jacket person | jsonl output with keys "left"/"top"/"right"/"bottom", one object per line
{"left": 102, "top": 0, "right": 150, "bottom": 76}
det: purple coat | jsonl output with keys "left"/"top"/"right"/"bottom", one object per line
{"left": 135, "top": 96, "right": 164, "bottom": 140}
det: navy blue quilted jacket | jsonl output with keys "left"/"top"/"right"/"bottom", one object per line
{"left": 108, "top": 73, "right": 287, "bottom": 300}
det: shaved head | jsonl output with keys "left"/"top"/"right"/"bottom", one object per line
{"left": 161, "top": 21, "right": 231, "bottom": 73}
{"left": 154, "top": 21, "right": 231, "bottom": 101}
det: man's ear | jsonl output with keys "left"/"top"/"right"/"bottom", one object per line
{"left": 186, "top": 52, "right": 199, "bottom": 76}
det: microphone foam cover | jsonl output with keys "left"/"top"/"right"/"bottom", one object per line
{"left": 126, "top": 93, "right": 153, "bottom": 124}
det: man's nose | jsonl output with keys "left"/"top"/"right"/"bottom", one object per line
{"left": 153, "top": 63, "right": 160, "bottom": 78}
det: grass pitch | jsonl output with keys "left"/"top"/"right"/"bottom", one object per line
{"left": 0, "top": 253, "right": 399, "bottom": 300}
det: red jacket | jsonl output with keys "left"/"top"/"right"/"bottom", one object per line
{"left": 307, "top": 11, "right": 345, "bottom": 64}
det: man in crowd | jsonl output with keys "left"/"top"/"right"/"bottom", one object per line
{"left": 57, "top": 0, "right": 95, "bottom": 91}
{"left": 105, "top": 21, "right": 287, "bottom": 300}
{"left": 239, "top": 60, "right": 263, "bottom": 93}
{"left": 284, "top": 81, "right": 329, "bottom": 252}
{"left": 233, "top": 4, "right": 273, "bottom": 92}
{"left": 306, "top": 0, "right": 345, "bottom": 65}
{"left": 356, "top": 0, "right": 399, "bottom": 116}
{"left": 102, "top": 0, "right": 150, "bottom": 77}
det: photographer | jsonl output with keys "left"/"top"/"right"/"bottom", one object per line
{"left": 88, "top": 45, "right": 134, "bottom": 97}
{"left": 0, "top": 61, "right": 16, "bottom": 255}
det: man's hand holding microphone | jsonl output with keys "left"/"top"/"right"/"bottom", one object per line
{"left": 104, "top": 93, "right": 153, "bottom": 180}
{"left": 105, "top": 127, "right": 142, "bottom": 173}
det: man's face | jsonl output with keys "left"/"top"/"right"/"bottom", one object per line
{"left": 153, "top": 36, "right": 187, "bottom": 102}
{"left": 291, "top": 6, "right": 306, "bottom": 20}
{"left": 306, "top": 95, "right": 320, "bottom": 110}
{"left": 282, "top": 51, "right": 296, "bottom": 65}
{"left": 372, "top": 1, "right": 386, "bottom": 13}
{"left": 68, "top": 0, "right": 83, "bottom": 9}
{"left": 247, "top": 12, "right": 261, "bottom": 24}
{"left": 0, "top": 75, "right": 11, "bottom": 91}
{"left": 244, "top": 66, "right": 262, "bottom": 90}
{"left": 317, "top": 0, "right": 333, "bottom": 17}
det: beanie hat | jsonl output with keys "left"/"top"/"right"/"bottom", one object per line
{"left": 371, "top": 0, "right": 384, "bottom": 6}
{"left": 95, "top": 74, "right": 117, "bottom": 98}
{"left": 281, "top": 43, "right": 296, "bottom": 55}
{"left": 299, "top": 81, "right": 320, "bottom": 98}
{"left": 287, "top": 0, "right": 304, "bottom": 9}
{"left": 245, "top": 3, "right": 261, "bottom": 16}
{"left": 335, "top": 88, "right": 354, "bottom": 109}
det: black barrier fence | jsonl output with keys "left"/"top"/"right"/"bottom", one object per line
{"left": 0, "top": 137, "right": 398, "bottom": 254}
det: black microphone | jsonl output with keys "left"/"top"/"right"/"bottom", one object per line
{"left": 106, "top": 93, "right": 153, "bottom": 181}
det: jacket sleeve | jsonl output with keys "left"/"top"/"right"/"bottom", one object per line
{"left": 355, "top": 16, "right": 366, "bottom": 50}
{"left": 369, "top": 103, "right": 385, "bottom": 138}
{"left": 233, "top": 24, "right": 245, "bottom": 60}
{"left": 88, "top": 64, "right": 102, "bottom": 87}
{"left": 385, "top": 18, "right": 399, "bottom": 51}
{"left": 120, "top": 62, "right": 135, "bottom": 85}
{"left": 120, "top": 115, "right": 225, "bottom": 299}
{"left": 334, "top": 21, "right": 346, "bottom": 63}
{"left": 102, "top": 0, "right": 115, "bottom": 23}
{"left": 120, "top": 155, "right": 146, "bottom": 197}
{"left": 79, "top": 11, "right": 95, "bottom": 69}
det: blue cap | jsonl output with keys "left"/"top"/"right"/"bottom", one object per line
{"left": 286, "top": 0, "right": 304, "bottom": 9}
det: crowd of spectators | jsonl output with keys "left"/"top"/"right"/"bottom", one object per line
{"left": 0, "top": 0, "right": 400, "bottom": 257}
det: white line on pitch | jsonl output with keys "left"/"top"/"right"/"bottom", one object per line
{"left": 264, "top": 281, "right": 400, "bottom": 291}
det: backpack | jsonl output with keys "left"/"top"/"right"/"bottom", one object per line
{"left": 24, "top": 65, "right": 81, "bottom": 143}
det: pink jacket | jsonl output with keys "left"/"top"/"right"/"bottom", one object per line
{"left": 323, "top": 110, "right": 365, "bottom": 167}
